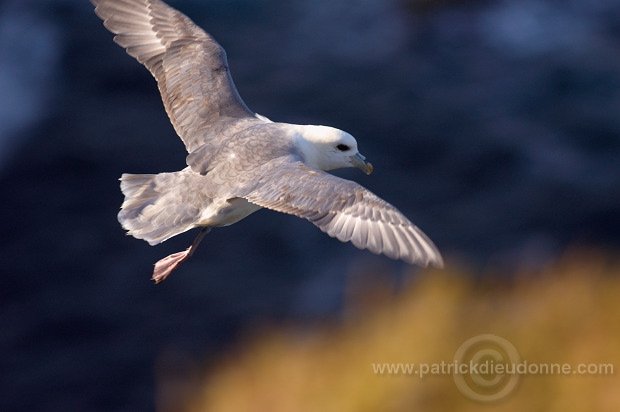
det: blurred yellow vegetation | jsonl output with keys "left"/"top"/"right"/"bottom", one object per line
{"left": 158, "top": 249, "right": 620, "bottom": 412}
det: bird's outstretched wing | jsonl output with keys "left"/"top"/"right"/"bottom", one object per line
{"left": 91, "top": 0, "right": 257, "bottom": 153}
{"left": 243, "top": 162, "right": 443, "bottom": 267}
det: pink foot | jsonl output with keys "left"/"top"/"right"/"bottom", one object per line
{"left": 150, "top": 227, "right": 210, "bottom": 284}
{"left": 152, "top": 250, "right": 191, "bottom": 284}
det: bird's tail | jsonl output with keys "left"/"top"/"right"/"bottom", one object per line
{"left": 118, "top": 170, "right": 202, "bottom": 245}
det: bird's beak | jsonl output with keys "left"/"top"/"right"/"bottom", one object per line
{"left": 350, "top": 153, "right": 373, "bottom": 175}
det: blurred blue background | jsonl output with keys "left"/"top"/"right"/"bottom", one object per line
{"left": 1, "top": 0, "right": 619, "bottom": 410}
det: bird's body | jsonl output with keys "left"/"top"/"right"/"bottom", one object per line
{"left": 91, "top": 0, "right": 443, "bottom": 282}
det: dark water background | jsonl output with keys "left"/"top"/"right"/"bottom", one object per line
{"left": 1, "top": 0, "right": 620, "bottom": 410}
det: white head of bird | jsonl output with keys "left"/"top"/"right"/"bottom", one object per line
{"left": 293, "top": 125, "right": 373, "bottom": 174}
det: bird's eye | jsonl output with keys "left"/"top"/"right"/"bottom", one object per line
{"left": 336, "top": 144, "right": 350, "bottom": 151}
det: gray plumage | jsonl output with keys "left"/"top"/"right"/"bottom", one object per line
{"left": 91, "top": 0, "right": 443, "bottom": 276}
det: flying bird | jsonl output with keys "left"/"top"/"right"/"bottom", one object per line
{"left": 91, "top": 0, "right": 443, "bottom": 283}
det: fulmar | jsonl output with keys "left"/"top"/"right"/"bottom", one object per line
{"left": 90, "top": 0, "right": 443, "bottom": 283}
